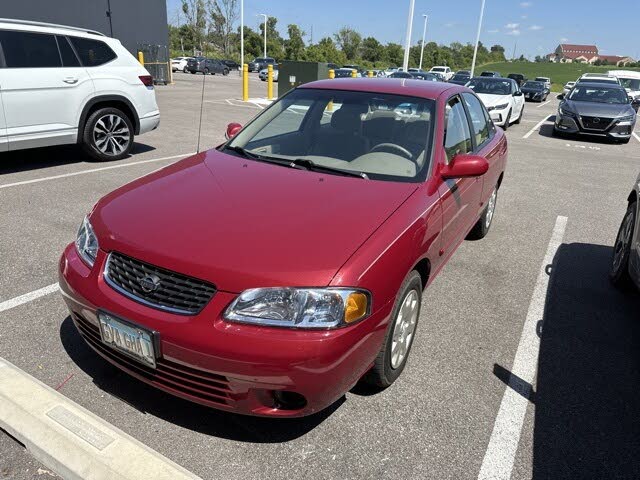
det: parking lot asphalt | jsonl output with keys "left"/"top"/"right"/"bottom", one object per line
{"left": 1, "top": 74, "right": 640, "bottom": 480}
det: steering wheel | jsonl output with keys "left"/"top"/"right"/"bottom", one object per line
{"left": 370, "top": 143, "right": 413, "bottom": 160}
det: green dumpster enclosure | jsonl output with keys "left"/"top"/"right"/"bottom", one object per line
{"left": 278, "top": 61, "right": 332, "bottom": 96}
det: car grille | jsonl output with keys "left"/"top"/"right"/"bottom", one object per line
{"left": 105, "top": 252, "right": 216, "bottom": 315}
{"left": 580, "top": 116, "right": 612, "bottom": 131}
{"left": 72, "top": 313, "right": 233, "bottom": 407}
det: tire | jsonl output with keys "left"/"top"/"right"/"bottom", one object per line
{"left": 183, "top": 66, "right": 188, "bottom": 73}
{"left": 223, "top": 68, "right": 229, "bottom": 76}
{"left": 610, "top": 201, "right": 636, "bottom": 287}
{"left": 467, "top": 185, "right": 498, "bottom": 240}
{"left": 514, "top": 105, "right": 523, "bottom": 124}
{"left": 361, "top": 271, "right": 422, "bottom": 388}
{"left": 81, "top": 107, "right": 134, "bottom": 161}
{"left": 203, "top": 68, "right": 209, "bottom": 75}
{"left": 190, "top": 70, "right": 196, "bottom": 74}
{"left": 502, "top": 109, "right": 511, "bottom": 130}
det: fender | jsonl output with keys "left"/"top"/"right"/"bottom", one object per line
{"left": 77, "top": 95, "right": 141, "bottom": 140}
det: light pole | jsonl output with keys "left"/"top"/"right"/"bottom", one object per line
{"left": 470, "top": 0, "right": 486, "bottom": 78}
{"left": 240, "top": 0, "right": 244, "bottom": 71}
{"left": 419, "top": 14, "right": 428, "bottom": 71}
{"left": 258, "top": 13, "right": 268, "bottom": 58}
{"left": 402, "top": 0, "right": 415, "bottom": 72}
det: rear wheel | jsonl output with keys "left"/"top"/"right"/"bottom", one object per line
{"left": 190, "top": 70, "right": 196, "bottom": 74}
{"left": 223, "top": 68, "right": 229, "bottom": 76}
{"left": 361, "top": 271, "right": 422, "bottom": 388}
{"left": 82, "top": 107, "right": 134, "bottom": 161}
{"left": 467, "top": 185, "right": 498, "bottom": 240}
{"left": 610, "top": 201, "right": 636, "bottom": 287}
{"left": 203, "top": 68, "right": 209, "bottom": 75}
{"left": 183, "top": 66, "right": 188, "bottom": 73}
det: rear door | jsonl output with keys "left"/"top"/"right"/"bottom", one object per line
{"left": 0, "top": 30, "right": 94, "bottom": 150}
{"left": 0, "top": 90, "right": 7, "bottom": 152}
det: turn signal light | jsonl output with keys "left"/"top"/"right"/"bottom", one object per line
{"left": 344, "top": 292, "right": 368, "bottom": 323}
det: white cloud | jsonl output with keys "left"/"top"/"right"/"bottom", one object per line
{"left": 560, "top": 37, "right": 569, "bottom": 42}
{"left": 521, "top": 15, "right": 528, "bottom": 19}
{"left": 529, "top": 25, "right": 543, "bottom": 30}
{"left": 505, "top": 23, "right": 520, "bottom": 29}
{"left": 444, "top": 22, "right": 456, "bottom": 28}
{"left": 506, "top": 29, "right": 521, "bottom": 36}
{"left": 488, "top": 29, "right": 499, "bottom": 34}
{"left": 520, "top": 1, "right": 532, "bottom": 7}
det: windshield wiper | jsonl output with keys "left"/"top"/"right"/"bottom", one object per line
{"left": 290, "top": 158, "right": 369, "bottom": 179}
{"left": 223, "top": 146, "right": 306, "bottom": 168}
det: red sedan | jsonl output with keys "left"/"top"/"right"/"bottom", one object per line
{"left": 59, "top": 78, "right": 507, "bottom": 417}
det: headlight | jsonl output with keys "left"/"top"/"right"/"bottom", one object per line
{"left": 224, "top": 287, "right": 371, "bottom": 329}
{"left": 558, "top": 106, "right": 575, "bottom": 117}
{"left": 75, "top": 216, "right": 99, "bottom": 267}
{"left": 617, "top": 114, "right": 635, "bottom": 123}
{"left": 488, "top": 103, "right": 509, "bottom": 111}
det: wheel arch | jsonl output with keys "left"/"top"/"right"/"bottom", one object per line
{"left": 78, "top": 95, "right": 140, "bottom": 140}
{"left": 628, "top": 190, "right": 638, "bottom": 205}
{"left": 412, "top": 258, "right": 431, "bottom": 290}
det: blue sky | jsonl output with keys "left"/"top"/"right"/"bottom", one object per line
{"left": 166, "top": 0, "right": 639, "bottom": 60}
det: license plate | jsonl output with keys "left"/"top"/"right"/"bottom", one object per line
{"left": 98, "top": 312, "right": 157, "bottom": 367}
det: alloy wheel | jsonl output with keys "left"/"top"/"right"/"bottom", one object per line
{"left": 390, "top": 289, "right": 419, "bottom": 369}
{"left": 613, "top": 208, "right": 634, "bottom": 273}
{"left": 486, "top": 188, "right": 497, "bottom": 229}
{"left": 92, "top": 114, "right": 131, "bottom": 156}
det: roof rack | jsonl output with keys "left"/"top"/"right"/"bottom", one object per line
{"left": 0, "top": 18, "right": 105, "bottom": 36}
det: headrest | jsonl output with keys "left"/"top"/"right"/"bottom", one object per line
{"left": 331, "top": 104, "right": 366, "bottom": 134}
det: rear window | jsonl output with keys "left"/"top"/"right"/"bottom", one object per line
{"left": 0, "top": 30, "right": 61, "bottom": 68}
{"left": 69, "top": 37, "right": 116, "bottom": 66}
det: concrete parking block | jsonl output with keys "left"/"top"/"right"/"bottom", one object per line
{"left": 0, "top": 356, "right": 201, "bottom": 480}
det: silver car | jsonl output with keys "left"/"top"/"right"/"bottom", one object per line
{"left": 611, "top": 172, "right": 640, "bottom": 289}
{"left": 259, "top": 67, "right": 279, "bottom": 82}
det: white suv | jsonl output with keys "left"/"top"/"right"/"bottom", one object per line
{"left": 0, "top": 19, "right": 160, "bottom": 161}
{"left": 429, "top": 66, "right": 453, "bottom": 80}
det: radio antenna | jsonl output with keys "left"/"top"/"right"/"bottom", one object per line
{"left": 196, "top": 68, "right": 206, "bottom": 153}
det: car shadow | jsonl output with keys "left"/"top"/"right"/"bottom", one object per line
{"left": 533, "top": 242, "right": 640, "bottom": 479}
{"left": 0, "top": 143, "right": 155, "bottom": 175}
{"left": 59, "top": 316, "right": 341, "bottom": 442}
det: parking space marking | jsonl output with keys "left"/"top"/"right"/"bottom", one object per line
{"left": 0, "top": 153, "right": 194, "bottom": 191}
{"left": 633, "top": 132, "right": 640, "bottom": 144}
{"left": 0, "top": 283, "right": 59, "bottom": 313}
{"left": 536, "top": 101, "right": 550, "bottom": 108}
{"left": 477, "top": 215, "right": 567, "bottom": 480}
{"left": 523, "top": 114, "right": 552, "bottom": 139}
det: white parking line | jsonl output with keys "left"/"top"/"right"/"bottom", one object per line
{"left": 523, "top": 114, "right": 552, "bottom": 139}
{"left": 536, "top": 101, "right": 550, "bottom": 108}
{"left": 0, "top": 283, "right": 59, "bottom": 313}
{"left": 0, "top": 153, "right": 194, "bottom": 191}
{"left": 478, "top": 215, "right": 567, "bottom": 480}
{"left": 633, "top": 132, "right": 640, "bottom": 143}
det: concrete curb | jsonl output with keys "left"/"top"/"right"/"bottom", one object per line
{"left": 0, "top": 357, "right": 202, "bottom": 480}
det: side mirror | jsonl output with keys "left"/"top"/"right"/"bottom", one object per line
{"left": 441, "top": 154, "right": 489, "bottom": 180}
{"left": 225, "top": 122, "right": 242, "bottom": 140}
{"left": 513, "top": 91, "right": 523, "bottom": 97}
{"left": 557, "top": 94, "right": 564, "bottom": 100}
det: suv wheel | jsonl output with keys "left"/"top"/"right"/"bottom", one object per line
{"left": 223, "top": 68, "right": 229, "bottom": 76}
{"left": 183, "top": 66, "right": 188, "bottom": 73}
{"left": 82, "top": 107, "right": 134, "bottom": 161}
{"left": 610, "top": 201, "right": 636, "bottom": 287}
{"left": 203, "top": 68, "right": 209, "bottom": 75}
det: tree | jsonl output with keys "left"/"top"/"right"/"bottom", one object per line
{"left": 305, "top": 37, "right": 346, "bottom": 64}
{"left": 181, "top": 0, "right": 207, "bottom": 51}
{"left": 206, "top": 0, "right": 238, "bottom": 56}
{"left": 361, "top": 37, "right": 383, "bottom": 63}
{"left": 383, "top": 43, "right": 403, "bottom": 67}
{"left": 258, "top": 17, "right": 284, "bottom": 59}
{"left": 242, "top": 25, "right": 263, "bottom": 59}
{"left": 285, "top": 24, "right": 305, "bottom": 61}
{"left": 334, "top": 27, "right": 362, "bottom": 61}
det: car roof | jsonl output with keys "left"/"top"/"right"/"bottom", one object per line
{"left": 0, "top": 17, "right": 105, "bottom": 37}
{"left": 470, "top": 76, "right": 512, "bottom": 82}
{"left": 300, "top": 78, "right": 461, "bottom": 99}
{"left": 573, "top": 81, "right": 626, "bottom": 90}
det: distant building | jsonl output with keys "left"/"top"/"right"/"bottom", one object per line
{"left": 546, "top": 44, "right": 634, "bottom": 66}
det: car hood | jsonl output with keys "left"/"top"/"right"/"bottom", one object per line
{"left": 91, "top": 150, "right": 418, "bottom": 293}
{"left": 476, "top": 93, "right": 512, "bottom": 107}
{"left": 521, "top": 87, "right": 544, "bottom": 94}
{"left": 564, "top": 100, "right": 634, "bottom": 118}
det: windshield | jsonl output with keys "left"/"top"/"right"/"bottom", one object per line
{"left": 431, "top": 67, "right": 445, "bottom": 72}
{"left": 467, "top": 79, "right": 512, "bottom": 95}
{"left": 452, "top": 74, "right": 469, "bottom": 81}
{"left": 225, "top": 88, "right": 436, "bottom": 182}
{"left": 523, "top": 81, "right": 544, "bottom": 90}
{"left": 568, "top": 85, "right": 629, "bottom": 104}
{"left": 618, "top": 78, "right": 640, "bottom": 90}
{"left": 535, "top": 77, "right": 549, "bottom": 82}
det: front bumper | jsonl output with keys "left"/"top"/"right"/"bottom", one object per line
{"left": 554, "top": 114, "right": 635, "bottom": 139}
{"left": 489, "top": 106, "right": 510, "bottom": 126}
{"left": 58, "top": 244, "right": 390, "bottom": 417}
{"left": 524, "top": 92, "right": 544, "bottom": 101}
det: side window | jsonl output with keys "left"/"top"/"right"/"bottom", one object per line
{"left": 56, "top": 36, "right": 80, "bottom": 67}
{"left": 462, "top": 93, "right": 491, "bottom": 148}
{"left": 444, "top": 96, "right": 472, "bottom": 163}
{"left": 0, "top": 30, "right": 61, "bottom": 68}
{"left": 69, "top": 37, "right": 116, "bottom": 66}
{"left": 249, "top": 99, "right": 313, "bottom": 143}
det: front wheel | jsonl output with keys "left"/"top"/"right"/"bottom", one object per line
{"left": 610, "top": 202, "right": 636, "bottom": 287}
{"left": 361, "top": 271, "right": 422, "bottom": 388}
{"left": 183, "top": 66, "right": 188, "bottom": 73}
{"left": 502, "top": 109, "right": 511, "bottom": 130}
{"left": 223, "top": 69, "right": 229, "bottom": 76}
{"left": 514, "top": 105, "right": 523, "bottom": 124}
{"left": 467, "top": 186, "right": 498, "bottom": 240}
{"left": 82, "top": 108, "right": 134, "bottom": 161}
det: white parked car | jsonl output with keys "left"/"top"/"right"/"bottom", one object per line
{"left": 562, "top": 81, "right": 576, "bottom": 97}
{"left": 384, "top": 67, "right": 399, "bottom": 77}
{"left": 609, "top": 70, "right": 640, "bottom": 101}
{"left": 0, "top": 18, "right": 160, "bottom": 160}
{"left": 534, "top": 76, "right": 552, "bottom": 89}
{"left": 576, "top": 73, "right": 620, "bottom": 85}
{"left": 429, "top": 66, "right": 453, "bottom": 80}
{"left": 467, "top": 77, "right": 525, "bottom": 129}
{"left": 171, "top": 56, "right": 192, "bottom": 73}
{"left": 258, "top": 66, "right": 279, "bottom": 82}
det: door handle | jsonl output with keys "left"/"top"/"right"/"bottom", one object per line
{"left": 63, "top": 77, "right": 78, "bottom": 84}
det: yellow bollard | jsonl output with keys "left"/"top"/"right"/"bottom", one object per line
{"left": 327, "top": 70, "right": 335, "bottom": 112}
{"left": 242, "top": 64, "right": 249, "bottom": 102}
{"left": 267, "top": 64, "right": 274, "bottom": 100}
{"left": 351, "top": 69, "right": 357, "bottom": 78}
{"left": 137, "top": 51, "right": 144, "bottom": 65}
{"left": 328, "top": 69, "right": 335, "bottom": 79}
{"left": 367, "top": 70, "right": 373, "bottom": 78}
